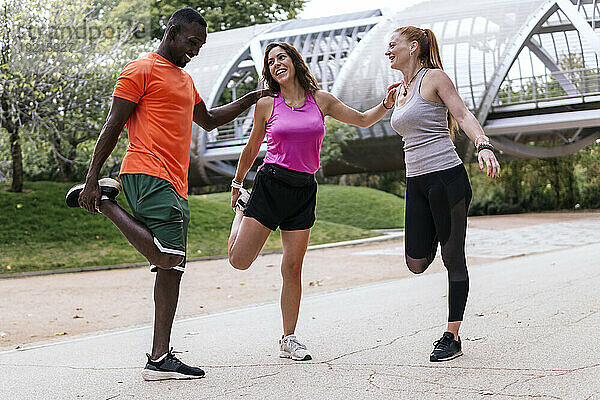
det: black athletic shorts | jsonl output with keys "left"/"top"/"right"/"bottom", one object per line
{"left": 244, "top": 163, "right": 317, "bottom": 231}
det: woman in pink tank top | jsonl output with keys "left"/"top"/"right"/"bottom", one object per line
{"left": 226, "top": 42, "right": 398, "bottom": 360}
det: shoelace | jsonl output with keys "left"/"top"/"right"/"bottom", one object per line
{"left": 165, "top": 348, "right": 183, "bottom": 367}
{"left": 432, "top": 336, "right": 452, "bottom": 352}
{"left": 286, "top": 337, "right": 307, "bottom": 351}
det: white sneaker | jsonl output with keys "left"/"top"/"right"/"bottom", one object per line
{"left": 235, "top": 187, "right": 250, "bottom": 211}
{"left": 279, "top": 334, "right": 312, "bottom": 361}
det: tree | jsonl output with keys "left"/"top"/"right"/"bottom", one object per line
{"left": 149, "top": 0, "right": 306, "bottom": 39}
{"left": 39, "top": 69, "right": 121, "bottom": 181}
{"left": 0, "top": 0, "right": 42, "bottom": 192}
{"left": 320, "top": 118, "right": 357, "bottom": 171}
{"left": 0, "top": 0, "right": 147, "bottom": 188}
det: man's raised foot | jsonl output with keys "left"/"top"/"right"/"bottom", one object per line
{"left": 65, "top": 177, "right": 121, "bottom": 208}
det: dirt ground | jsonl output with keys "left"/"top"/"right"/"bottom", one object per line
{"left": 0, "top": 211, "right": 597, "bottom": 349}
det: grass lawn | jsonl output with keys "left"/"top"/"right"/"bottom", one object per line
{"left": 0, "top": 182, "right": 404, "bottom": 274}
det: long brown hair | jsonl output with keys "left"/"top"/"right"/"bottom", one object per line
{"left": 262, "top": 42, "right": 320, "bottom": 94}
{"left": 394, "top": 26, "right": 457, "bottom": 139}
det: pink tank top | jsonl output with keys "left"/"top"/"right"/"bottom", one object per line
{"left": 263, "top": 91, "right": 325, "bottom": 174}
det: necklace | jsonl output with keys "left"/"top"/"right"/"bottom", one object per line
{"left": 284, "top": 98, "right": 303, "bottom": 111}
{"left": 282, "top": 92, "right": 305, "bottom": 111}
{"left": 402, "top": 67, "right": 424, "bottom": 97}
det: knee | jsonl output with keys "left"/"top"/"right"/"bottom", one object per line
{"left": 441, "top": 252, "right": 456, "bottom": 268}
{"left": 441, "top": 252, "right": 467, "bottom": 278}
{"left": 151, "top": 254, "right": 184, "bottom": 270}
{"left": 405, "top": 255, "right": 431, "bottom": 275}
{"left": 228, "top": 252, "right": 251, "bottom": 270}
{"left": 281, "top": 262, "right": 302, "bottom": 280}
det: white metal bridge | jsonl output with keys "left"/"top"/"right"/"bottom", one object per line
{"left": 185, "top": 0, "right": 600, "bottom": 185}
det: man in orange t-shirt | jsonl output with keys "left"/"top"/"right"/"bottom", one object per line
{"left": 66, "top": 8, "right": 270, "bottom": 381}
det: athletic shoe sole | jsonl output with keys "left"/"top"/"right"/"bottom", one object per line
{"left": 65, "top": 178, "right": 121, "bottom": 208}
{"left": 430, "top": 350, "right": 463, "bottom": 362}
{"left": 279, "top": 351, "right": 312, "bottom": 361}
{"left": 234, "top": 188, "right": 250, "bottom": 211}
{"left": 141, "top": 369, "right": 205, "bottom": 381}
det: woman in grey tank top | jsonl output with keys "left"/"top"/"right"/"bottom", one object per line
{"left": 385, "top": 26, "right": 500, "bottom": 362}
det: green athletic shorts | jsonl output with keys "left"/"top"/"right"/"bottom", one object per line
{"left": 121, "top": 174, "right": 190, "bottom": 272}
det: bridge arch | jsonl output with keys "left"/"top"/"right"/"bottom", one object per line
{"left": 185, "top": 0, "right": 600, "bottom": 185}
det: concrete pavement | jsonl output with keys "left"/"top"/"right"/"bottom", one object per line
{"left": 1, "top": 241, "right": 599, "bottom": 399}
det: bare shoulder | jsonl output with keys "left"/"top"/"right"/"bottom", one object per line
{"left": 313, "top": 90, "right": 336, "bottom": 112}
{"left": 257, "top": 95, "right": 274, "bottom": 108}
{"left": 255, "top": 96, "right": 275, "bottom": 119}
{"left": 313, "top": 89, "right": 334, "bottom": 103}
{"left": 420, "top": 69, "right": 453, "bottom": 104}
{"left": 426, "top": 69, "right": 454, "bottom": 88}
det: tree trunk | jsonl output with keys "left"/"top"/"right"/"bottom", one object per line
{"left": 565, "top": 157, "right": 577, "bottom": 208}
{"left": 53, "top": 119, "right": 73, "bottom": 182}
{"left": 9, "top": 125, "right": 23, "bottom": 192}
{"left": 50, "top": 127, "right": 77, "bottom": 182}
{"left": 52, "top": 140, "right": 73, "bottom": 182}
{"left": 53, "top": 150, "right": 72, "bottom": 182}
{"left": 552, "top": 159, "right": 560, "bottom": 210}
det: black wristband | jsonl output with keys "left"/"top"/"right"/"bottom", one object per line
{"left": 477, "top": 142, "right": 494, "bottom": 153}
{"left": 382, "top": 99, "right": 393, "bottom": 109}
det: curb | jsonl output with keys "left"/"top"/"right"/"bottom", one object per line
{"left": 0, "top": 230, "right": 404, "bottom": 280}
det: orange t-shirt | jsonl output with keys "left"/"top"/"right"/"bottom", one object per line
{"left": 114, "top": 52, "right": 201, "bottom": 199}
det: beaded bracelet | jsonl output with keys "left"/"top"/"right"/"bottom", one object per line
{"left": 474, "top": 135, "right": 489, "bottom": 146}
{"left": 231, "top": 179, "right": 243, "bottom": 189}
{"left": 476, "top": 142, "right": 494, "bottom": 153}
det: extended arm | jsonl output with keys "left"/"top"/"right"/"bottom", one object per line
{"left": 79, "top": 97, "right": 137, "bottom": 212}
{"left": 315, "top": 88, "right": 396, "bottom": 128}
{"left": 230, "top": 97, "right": 271, "bottom": 207}
{"left": 433, "top": 70, "right": 500, "bottom": 178}
{"left": 193, "top": 89, "right": 272, "bottom": 132}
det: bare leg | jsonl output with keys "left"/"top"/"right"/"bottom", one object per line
{"left": 99, "top": 200, "right": 182, "bottom": 268}
{"left": 228, "top": 211, "right": 271, "bottom": 270}
{"left": 280, "top": 229, "right": 311, "bottom": 336}
{"left": 447, "top": 321, "right": 461, "bottom": 338}
{"left": 227, "top": 209, "right": 245, "bottom": 252}
{"left": 151, "top": 268, "right": 182, "bottom": 359}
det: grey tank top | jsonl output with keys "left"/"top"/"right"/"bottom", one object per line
{"left": 390, "top": 68, "right": 462, "bottom": 177}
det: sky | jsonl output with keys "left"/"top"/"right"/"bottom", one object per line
{"left": 298, "top": 0, "right": 424, "bottom": 19}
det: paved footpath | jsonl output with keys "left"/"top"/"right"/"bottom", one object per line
{"left": 1, "top": 239, "right": 599, "bottom": 399}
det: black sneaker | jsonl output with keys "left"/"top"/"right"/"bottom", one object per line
{"left": 65, "top": 178, "right": 121, "bottom": 208}
{"left": 430, "top": 331, "right": 463, "bottom": 362}
{"left": 141, "top": 349, "right": 205, "bottom": 381}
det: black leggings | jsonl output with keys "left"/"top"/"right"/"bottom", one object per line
{"left": 404, "top": 164, "right": 472, "bottom": 322}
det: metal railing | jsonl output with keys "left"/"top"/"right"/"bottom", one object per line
{"left": 493, "top": 67, "right": 600, "bottom": 107}
{"left": 206, "top": 115, "right": 255, "bottom": 147}
{"left": 204, "top": 68, "right": 600, "bottom": 148}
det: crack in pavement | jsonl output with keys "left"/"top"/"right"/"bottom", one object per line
{"left": 320, "top": 324, "right": 441, "bottom": 365}
{"left": 366, "top": 369, "right": 482, "bottom": 394}
{"left": 367, "top": 370, "right": 379, "bottom": 391}
{"left": 3, "top": 360, "right": 598, "bottom": 376}
{"left": 356, "top": 368, "right": 568, "bottom": 399}
{"left": 0, "top": 363, "right": 139, "bottom": 371}
{"left": 571, "top": 310, "right": 598, "bottom": 325}
{"left": 511, "top": 308, "right": 599, "bottom": 353}
{"left": 501, "top": 374, "right": 558, "bottom": 394}
{"left": 250, "top": 371, "right": 281, "bottom": 380}
{"left": 480, "top": 393, "right": 562, "bottom": 399}
{"left": 478, "top": 270, "right": 600, "bottom": 318}
{"left": 4, "top": 357, "right": 597, "bottom": 398}
{"left": 201, "top": 382, "right": 265, "bottom": 400}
